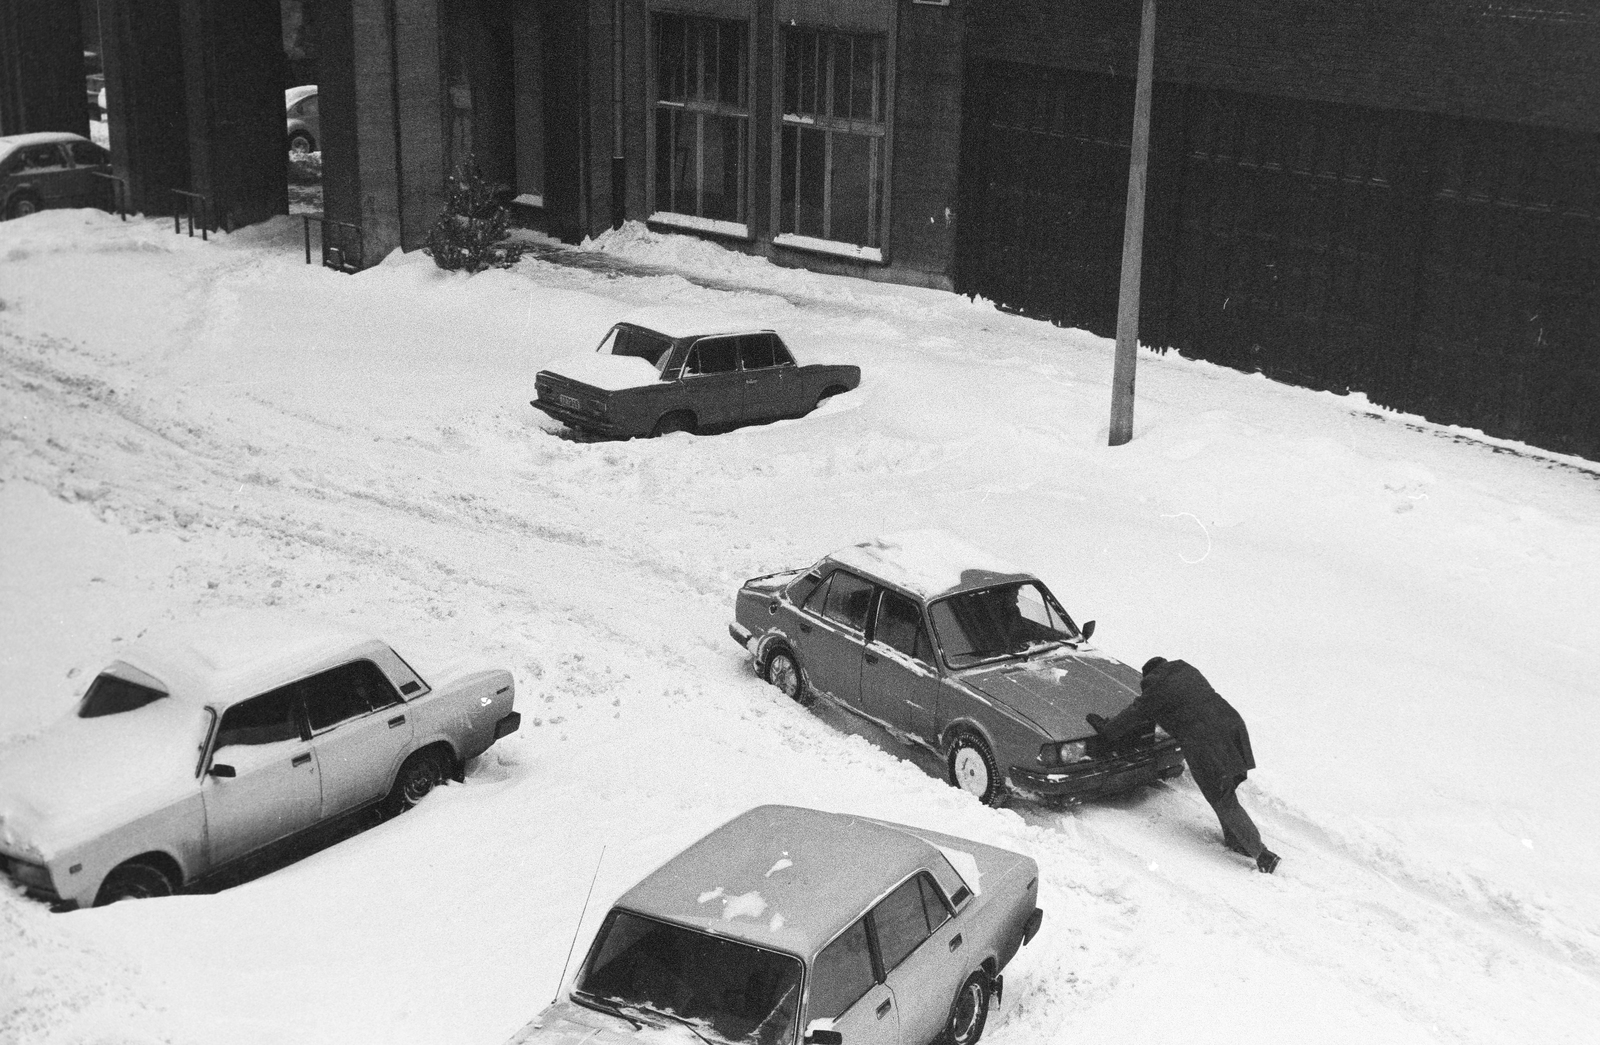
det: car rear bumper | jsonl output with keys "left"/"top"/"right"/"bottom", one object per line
{"left": 530, "top": 398, "right": 620, "bottom": 435}
{"left": 1009, "top": 739, "right": 1185, "bottom": 800}
{"left": 729, "top": 622, "right": 753, "bottom": 649}
{"left": 494, "top": 711, "right": 522, "bottom": 740}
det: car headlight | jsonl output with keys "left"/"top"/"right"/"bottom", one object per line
{"left": 1041, "top": 740, "right": 1091, "bottom": 766}
{"left": 7, "top": 858, "right": 53, "bottom": 891}
{"left": 1152, "top": 724, "right": 1170, "bottom": 740}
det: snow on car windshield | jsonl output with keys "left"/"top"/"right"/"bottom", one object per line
{"left": 928, "top": 581, "right": 1079, "bottom": 668}
{"left": 578, "top": 910, "right": 802, "bottom": 1045}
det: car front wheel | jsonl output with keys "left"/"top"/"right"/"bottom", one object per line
{"left": 7, "top": 194, "right": 40, "bottom": 219}
{"left": 942, "top": 972, "right": 992, "bottom": 1045}
{"left": 764, "top": 648, "right": 813, "bottom": 706}
{"left": 96, "top": 860, "right": 176, "bottom": 906}
{"left": 288, "top": 132, "right": 315, "bottom": 155}
{"left": 948, "top": 734, "right": 1002, "bottom": 805}
{"left": 651, "top": 410, "right": 696, "bottom": 437}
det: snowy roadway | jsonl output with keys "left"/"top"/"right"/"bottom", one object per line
{"left": 2, "top": 211, "right": 1598, "bottom": 1045}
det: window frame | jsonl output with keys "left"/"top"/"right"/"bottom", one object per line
{"left": 867, "top": 870, "right": 951, "bottom": 975}
{"left": 646, "top": 8, "right": 756, "bottom": 240}
{"left": 770, "top": 21, "right": 896, "bottom": 264}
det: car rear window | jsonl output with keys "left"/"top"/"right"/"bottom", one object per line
{"left": 78, "top": 671, "right": 168, "bottom": 717}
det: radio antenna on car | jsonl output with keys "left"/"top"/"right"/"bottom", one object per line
{"left": 553, "top": 845, "right": 606, "bottom": 1004}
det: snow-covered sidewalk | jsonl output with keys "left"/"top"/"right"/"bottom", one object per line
{"left": 2, "top": 210, "right": 1598, "bottom": 1045}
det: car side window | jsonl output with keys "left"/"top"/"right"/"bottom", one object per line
{"left": 801, "top": 572, "right": 833, "bottom": 615}
{"left": 770, "top": 337, "right": 795, "bottom": 367}
{"left": 303, "top": 660, "right": 401, "bottom": 731}
{"left": 809, "top": 918, "right": 876, "bottom": 1020}
{"left": 216, "top": 687, "right": 303, "bottom": 749}
{"left": 684, "top": 336, "right": 739, "bottom": 375}
{"left": 872, "top": 591, "right": 931, "bottom": 663}
{"left": 20, "top": 145, "right": 65, "bottom": 171}
{"left": 822, "top": 572, "right": 874, "bottom": 633}
{"left": 68, "top": 142, "right": 106, "bottom": 166}
{"left": 871, "top": 875, "right": 939, "bottom": 973}
{"left": 738, "top": 334, "right": 781, "bottom": 370}
{"left": 917, "top": 874, "right": 952, "bottom": 932}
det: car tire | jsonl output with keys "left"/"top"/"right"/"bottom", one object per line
{"left": 940, "top": 972, "right": 992, "bottom": 1045}
{"left": 764, "top": 647, "right": 812, "bottom": 706}
{"left": 651, "top": 410, "right": 696, "bottom": 437}
{"left": 383, "top": 748, "right": 449, "bottom": 817}
{"left": 948, "top": 733, "right": 1003, "bottom": 805}
{"left": 95, "top": 859, "right": 176, "bottom": 906}
{"left": 6, "top": 193, "right": 40, "bottom": 220}
{"left": 814, "top": 385, "right": 848, "bottom": 410}
{"left": 288, "top": 132, "right": 315, "bottom": 156}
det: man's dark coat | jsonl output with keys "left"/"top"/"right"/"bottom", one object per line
{"left": 1099, "top": 659, "right": 1255, "bottom": 804}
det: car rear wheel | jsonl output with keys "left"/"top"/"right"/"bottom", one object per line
{"left": 7, "top": 193, "right": 40, "bottom": 220}
{"left": 288, "top": 132, "right": 315, "bottom": 156}
{"left": 948, "top": 734, "right": 1002, "bottom": 805}
{"left": 651, "top": 410, "right": 696, "bottom": 437}
{"left": 764, "top": 648, "right": 812, "bottom": 706}
{"left": 96, "top": 859, "right": 176, "bottom": 906}
{"left": 383, "top": 748, "right": 449, "bottom": 817}
{"left": 941, "top": 972, "right": 992, "bottom": 1045}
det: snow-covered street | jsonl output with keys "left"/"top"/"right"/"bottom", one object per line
{"left": 2, "top": 209, "right": 1598, "bottom": 1045}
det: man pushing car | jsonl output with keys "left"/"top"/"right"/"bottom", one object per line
{"left": 1088, "top": 657, "right": 1280, "bottom": 874}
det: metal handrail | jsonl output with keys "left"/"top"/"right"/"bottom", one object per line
{"left": 170, "top": 189, "right": 232, "bottom": 240}
{"left": 302, "top": 214, "right": 364, "bottom": 273}
{"left": 89, "top": 171, "right": 129, "bottom": 220}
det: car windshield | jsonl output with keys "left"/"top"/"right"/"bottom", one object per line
{"left": 927, "top": 581, "right": 1079, "bottom": 668}
{"left": 576, "top": 910, "right": 803, "bottom": 1045}
{"left": 599, "top": 325, "right": 675, "bottom": 373}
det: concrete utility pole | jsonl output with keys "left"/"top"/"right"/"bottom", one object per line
{"left": 1109, "top": 0, "right": 1157, "bottom": 446}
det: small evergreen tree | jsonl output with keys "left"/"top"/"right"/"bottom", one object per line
{"left": 425, "top": 158, "right": 525, "bottom": 272}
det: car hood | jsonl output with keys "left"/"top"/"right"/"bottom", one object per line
{"left": 959, "top": 648, "right": 1141, "bottom": 739}
{"left": 0, "top": 701, "right": 205, "bottom": 859}
{"left": 543, "top": 352, "right": 661, "bottom": 391}
{"left": 506, "top": 1000, "right": 711, "bottom": 1045}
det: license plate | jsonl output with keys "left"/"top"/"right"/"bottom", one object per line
{"left": 558, "top": 394, "right": 581, "bottom": 410}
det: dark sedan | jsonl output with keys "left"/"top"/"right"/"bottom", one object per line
{"left": 531, "top": 307, "right": 861, "bottom": 438}
{"left": 730, "top": 531, "right": 1184, "bottom": 805}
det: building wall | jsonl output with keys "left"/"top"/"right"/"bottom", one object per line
{"left": 968, "top": 0, "right": 1600, "bottom": 133}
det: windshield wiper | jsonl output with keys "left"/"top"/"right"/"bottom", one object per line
{"left": 571, "top": 992, "right": 651, "bottom": 1031}
{"left": 633, "top": 1005, "right": 718, "bottom": 1045}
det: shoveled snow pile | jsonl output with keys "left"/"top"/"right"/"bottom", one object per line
{"left": 1, "top": 209, "right": 1598, "bottom": 1045}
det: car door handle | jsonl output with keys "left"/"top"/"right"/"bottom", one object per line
{"left": 864, "top": 651, "right": 879, "bottom": 664}
{"left": 388, "top": 715, "right": 406, "bottom": 728}
{"left": 291, "top": 753, "right": 312, "bottom": 767}
{"left": 876, "top": 999, "right": 892, "bottom": 1019}
{"left": 949, "top": 933, "right": 964, "bottom": 952}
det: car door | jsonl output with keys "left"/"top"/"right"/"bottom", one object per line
{"left": 861, "top": 590, "right": 941, "bottom": 744}
{"left": 65, "top": 141, "right": 110, "bottom": 207}
{"left": 680, "top": 336, "right": 745, "bottom": 427}
{"left": 871, "top": 873, "right": 966, "bottom": 1045}
{"left": 302, "top": 660, "right": 414, "bottom": 818}
{"left": 18, "top": 144, "right": 71, "bottom": 207}
{"left": 808, "top": 917, "right": 900, "bottom": 1045}
{"left": 795, "top": 569, "right": 872, "bottom": 708}
{"left": 738, "top": 334, "right": 797, "bottom": 421}
{"left": 202, "top": 685, "right": 322, "bottom": 867}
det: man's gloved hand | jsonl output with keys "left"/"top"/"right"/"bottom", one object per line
{"left": 1086, "top": 712, "right": 1109, "bottom": 734}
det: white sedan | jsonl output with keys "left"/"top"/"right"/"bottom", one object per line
{"left": 0, "top": 618, "right": 520, "bottom": 908}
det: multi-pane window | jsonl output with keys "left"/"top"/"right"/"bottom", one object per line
{"left": 654, "top": 13, "right": 750, "bottom": 227}
{"left": 780, "top": 27, "right": 887, "bottom": 251}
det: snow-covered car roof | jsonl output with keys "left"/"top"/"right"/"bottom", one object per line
{"left": 827, "top": 530, "right": 1034, "bottom": 601}
{"left": 0, "top": 132, "right": 90, "bottom": 164}
{"left": 285, "top": 84, "right": 317, "bottom": 108}
{"left": 112, "top": 616, "right": 382, "bottom": 708}
{"left": 615, "top": 804, "right": 955, "bottom": 957}
{"left": 615, "top": 305, "right": 771, "bottom": 341}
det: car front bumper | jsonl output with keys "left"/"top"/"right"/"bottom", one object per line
{"left": 530, "top": 398, "right": 621, "bottom": 435}
{"left": 1009, "top": 739, "right": 1185, "bottom": 801}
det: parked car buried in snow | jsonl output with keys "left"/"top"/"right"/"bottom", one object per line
{"left": 531, "top": 308, "right": 861, "bottom": 438}
{"left": 505, "top": 804, "right": 1042, "bottom": 1045}
{"left": 730, "top": 532, "right": 1185, "bottom": 806}
{"left": 0, "top": 619, "right": 520, "bottom": 908}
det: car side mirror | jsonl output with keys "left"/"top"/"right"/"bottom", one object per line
{"left": 208, "top": 763, "right": 236, "bottom": 779}
{"left": 1081, "top": 620, "right": 1095, "bottom": 641}
{"left": 804, "top": 1020, "right": 842, "bottom": 1045}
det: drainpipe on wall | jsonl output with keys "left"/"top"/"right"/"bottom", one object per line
{"left": 611, "top": 0, "right": 625, "bottom": 228}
